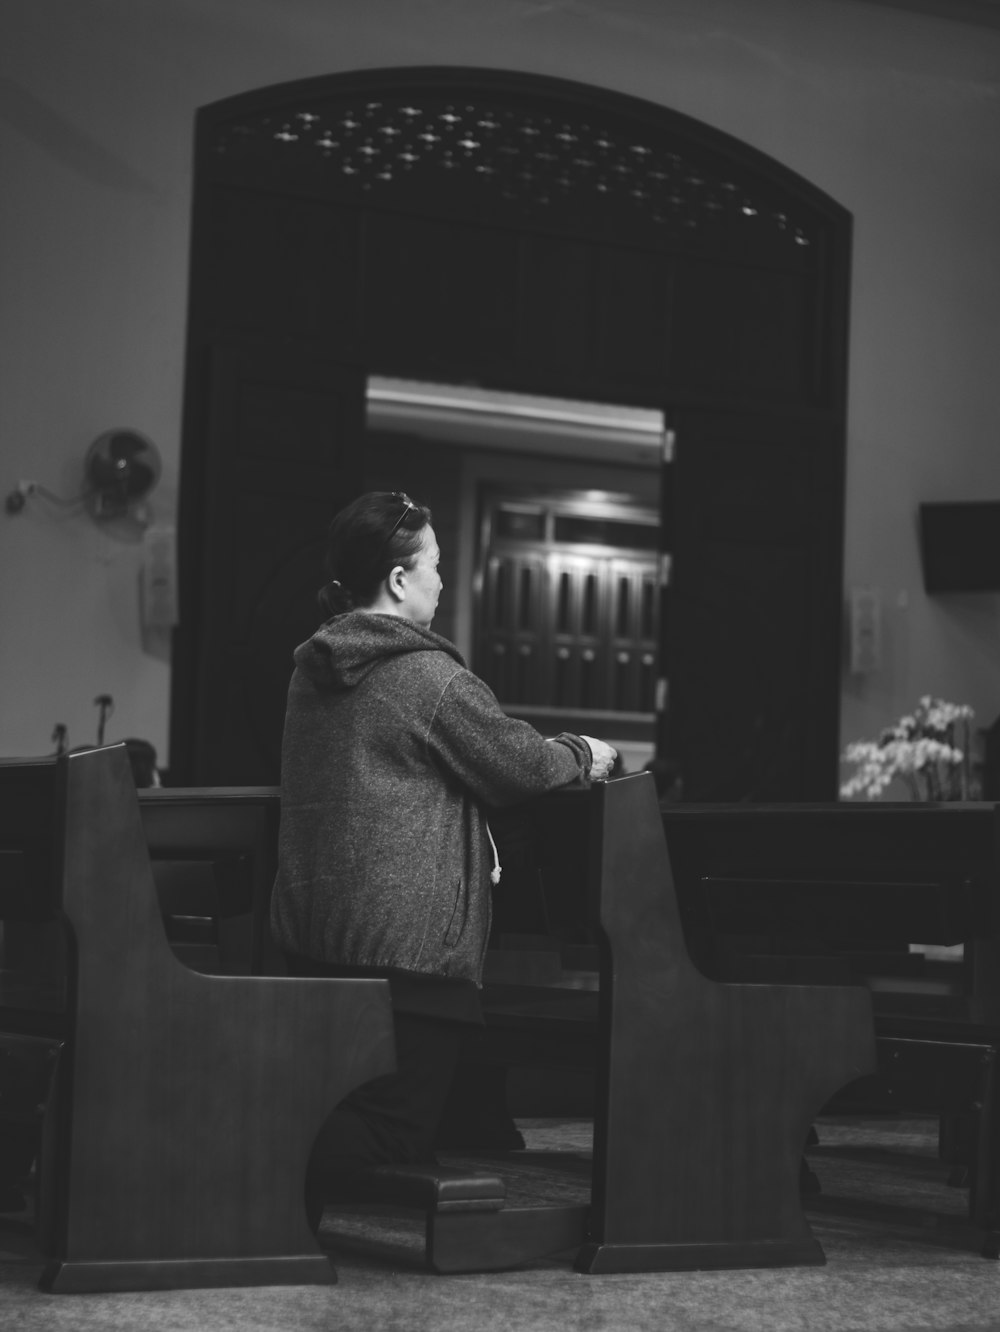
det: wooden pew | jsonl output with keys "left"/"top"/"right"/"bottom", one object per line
{"left": 657, "top": 800, "right": 1000, "bottom": 1256}
{"left": 2, "top": 758, "right": 876, "bottom": 1277}
{"left": 0, "top": 744, "right": 395, "bottom": 1293}
{"left": 138, "top": 784, "right": 283, "bottom": 975}
{"left": 0, "top": 783, "right": 286, "bottom": 1034}
{"left": 660, "top": 801, "right": 1000, "bottom": 998}
{"left": 456, "top": 773, "right": 877, "bottom": 1272}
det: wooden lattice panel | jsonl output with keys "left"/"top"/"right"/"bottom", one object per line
{"left": 210, "top": 94, "right": 814, "bottom": 251}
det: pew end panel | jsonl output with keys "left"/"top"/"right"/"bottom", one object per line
{"left": 574, "top": 775, "right": 877, "bottom": 1272}
{"left": 1, "top": 746, "right": 397, "bottom": 1293}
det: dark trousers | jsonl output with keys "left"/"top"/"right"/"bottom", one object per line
{"left": 283, "top": 954, "right": 468, "bottom": 1213}
{"left": 309, "top": 1009, "right": 465, "bottom": 1185}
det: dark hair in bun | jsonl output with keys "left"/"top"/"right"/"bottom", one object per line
{"left": 317, "top": 490, "right": 432, "bottom": 619}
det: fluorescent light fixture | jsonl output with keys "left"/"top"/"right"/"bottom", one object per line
{"left": 367, "top": 377, "right": 664, "bottom": 465}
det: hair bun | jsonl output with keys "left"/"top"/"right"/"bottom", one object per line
{"left": 318, "top": 578, "right": 354, "bottom": 617}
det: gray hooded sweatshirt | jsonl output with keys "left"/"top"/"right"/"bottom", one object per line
{"left": 270, "top": 611, "right": 592, "bottom": 985}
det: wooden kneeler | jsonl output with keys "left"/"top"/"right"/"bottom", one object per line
{"left": 19, "top": 746, "right": 395, "bottom": 1293}
{"left": 578, "top": 773, "right": 877, "bottom": 1272}
{"left": 328, "top": 1162, "right": 588, "bottom": 1273}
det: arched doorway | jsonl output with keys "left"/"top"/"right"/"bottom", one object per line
{"left": 171, "top": 67, "right": 850, "bottom": 798}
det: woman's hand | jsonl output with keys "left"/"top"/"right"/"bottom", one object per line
{"left": 580, "top": 736, "right": 618, "bottom": 781}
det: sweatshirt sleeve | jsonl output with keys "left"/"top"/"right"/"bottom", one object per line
{"left": 425, "top": 668, "right": 592, "bottom": 807}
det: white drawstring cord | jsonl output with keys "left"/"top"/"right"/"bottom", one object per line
{"left": 486, "top": 822, "right": 502, "bottom": 885}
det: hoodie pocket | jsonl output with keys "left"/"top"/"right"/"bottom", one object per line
{"left": 443, "top": 878, "right": 468, "bottom": 948}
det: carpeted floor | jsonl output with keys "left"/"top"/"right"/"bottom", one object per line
{"left": 2, "top": 1114, "right": 999, "bottom": 1332}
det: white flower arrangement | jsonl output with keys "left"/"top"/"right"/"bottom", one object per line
{"left": 840, "top": 696, "right": 977, "bottom": 801}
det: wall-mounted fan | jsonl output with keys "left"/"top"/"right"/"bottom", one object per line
{"left": 84, "top": 429, "right": 161, "bottom": 520}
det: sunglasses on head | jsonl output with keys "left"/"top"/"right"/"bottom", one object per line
{"left": 375, "top": 492, "right": 419, "bottom": 570}
{"left": 385, "top": 492, "right": 417, "bottom": 544}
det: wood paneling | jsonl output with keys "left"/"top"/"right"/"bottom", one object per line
{"left": 361, "top": 213, "right": 520, "bottom": 380}
{"left": 176, "top": 344, "right": 366, "bottom": 784}
{"left": 665, "top": 410, "right": 844, "bottom": 799}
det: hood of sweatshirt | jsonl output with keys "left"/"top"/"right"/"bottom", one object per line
{"left": 293, "top": 611, "right": 466, "bottom": 691}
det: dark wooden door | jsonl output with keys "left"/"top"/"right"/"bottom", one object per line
{"left": 477, "top": 541, "right": 659, "bottom": 715}
{"left": 173, "top": 343, "right": 365, "bottom": 783}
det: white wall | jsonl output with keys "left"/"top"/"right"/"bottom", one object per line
{"left": 2, "top": 0, "right": 999, "bottom": 772}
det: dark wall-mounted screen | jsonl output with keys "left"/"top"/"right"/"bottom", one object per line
{"left": 919, "top": 501, "right": 1000, "bottom": 593}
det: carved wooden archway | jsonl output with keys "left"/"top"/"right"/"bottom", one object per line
{"left": 172, "top": 68, "right": 850, "bottom": 797}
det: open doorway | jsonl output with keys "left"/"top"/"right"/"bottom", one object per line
{"left": 365, "top": 377, "right": 663, "bottom": 772}
{"left": 173, "top": 67, "right": 849, "bottom": 792}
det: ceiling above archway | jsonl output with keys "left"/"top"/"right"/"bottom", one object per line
{"left": 843, "top": 0, "right": 1000, "bottom": 29}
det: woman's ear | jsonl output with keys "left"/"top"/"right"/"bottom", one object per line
{"left": 386, "top": 563, "right": 407, "bottom": 603}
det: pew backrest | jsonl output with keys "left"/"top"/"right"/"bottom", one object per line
{"left": 660, "top": 802, "right": 1000, "bottom": 994}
